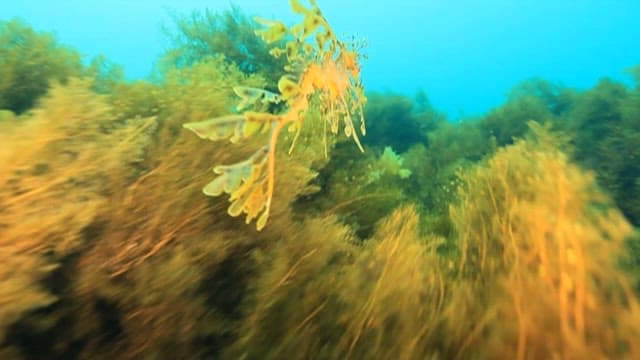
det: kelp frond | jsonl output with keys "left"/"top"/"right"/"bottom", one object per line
{"left": 184, "top": 0, "right": 367, "bottom": 230}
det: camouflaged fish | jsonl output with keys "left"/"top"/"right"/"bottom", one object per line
{"left": 183, "top": 0, "right": 366, "bottom": 230}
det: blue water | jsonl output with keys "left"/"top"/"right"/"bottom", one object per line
{"left": 3, "top": 0, "right": 639, "bottom": 118}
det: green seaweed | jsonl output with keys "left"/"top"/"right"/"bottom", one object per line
{"left": 361, "top": 91, "right": 436, "bottom": 152}
{"left": 161, "top": 5, "right": 287, "bottom": 85}
{"left": 0, "top": 19, "right": 82, "bottom": 113}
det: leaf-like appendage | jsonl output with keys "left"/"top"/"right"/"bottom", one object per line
{"left": 183, "top": 115, "right": 244, "bottom": 141}
{"left": 302, "top": 14, "right": 323, "bottom": 39}
{"left": 290, "top": 0, "right": 308, "bottom": 14}
{"left": 254, "top": 17, "right": 288, "bottom": 43}
{"left": 183, "top": 113, "right": 272, "bottom": 144}
{"left": 202, "top": 146, "right": 272, "bottom": 230}
{"left": 243, "top": 111, "right": 280, "bottom": 124}
{"left": 278, "top": 76, "right": 300, "bottom": 100}
{"left": 203, "top": 161, "right": 253, "bottom": 196}
{"left": 234, "top": 86, "right": 282, "bottom": 111}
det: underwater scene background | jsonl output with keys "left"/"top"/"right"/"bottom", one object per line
{"left": 1, "top": 0, "right": 640, "bottom": 359}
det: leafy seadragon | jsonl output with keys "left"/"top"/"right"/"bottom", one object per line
{"left": 183, "top": 0, "right": 367, "bottom": 230}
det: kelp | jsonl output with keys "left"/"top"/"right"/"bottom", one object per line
{"left": 183, "top": 0, "right": 367, "bottom": 230}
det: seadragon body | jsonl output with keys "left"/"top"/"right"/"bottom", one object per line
{"left": 184, "top": 0, "right": 366, "bottom": 230}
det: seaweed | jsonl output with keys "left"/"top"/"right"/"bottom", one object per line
{"left": 0, "top": 78, "right": 157, "bottom": 348}
{"left": 449, "top": 122, "right": 640, "bottom": 358}
{"left": 479, "top": 89, "right": 556, "bottom": 147}
{"left": 59, "top": 55, "right": 331, "bottom": 359}
{"left": 0, "top": 19, "right": 82, "bottom": 114}
{"left": 566, "top": 77, "right": 640, "bottom": 225}
{"left": 361, "top": 92, "right": 433, "bottom": 152}
{"left": 2, "top": 3, "right": 640, "bottom": 359}
{"left": 229, "top": 206, "right": 447, "bottom": 360}
{"left": 161, "top": 5, "right": 287, "bottom": 85}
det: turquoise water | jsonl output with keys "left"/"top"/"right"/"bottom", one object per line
{"left": 3, "top": 0, "right": 639, "bottom": 117}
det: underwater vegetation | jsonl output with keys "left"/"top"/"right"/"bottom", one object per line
{"left": 450, "top": 123, "right": 640, "bottom": 358}
{"left": 1, "top": 1, "right": 640, "bottom": 359}
{"left": 0, "top": 19, "right": 83, "bottom": 114}
{"left": 361, "top": 92, "right": 433, "bottom": 152}
{"left": 161, "top": 5, "right": 287, "bottom": 86}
